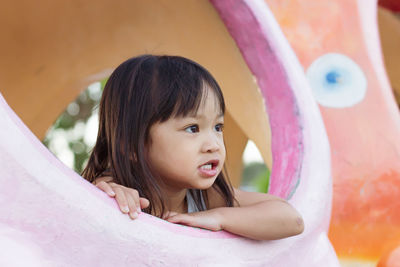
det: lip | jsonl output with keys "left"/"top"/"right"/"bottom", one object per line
{"left": 198, "top": 159, "right": 220, "bottom": 178}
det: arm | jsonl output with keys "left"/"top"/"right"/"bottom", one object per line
{"left": 167, "top": 188, "right": 304, "bottom": 241}
{"left": 217, "top": 188, "right": 304, "bottom": 240}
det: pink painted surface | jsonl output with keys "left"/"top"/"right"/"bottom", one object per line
{"left": 0, "top": 0, "right": 338, "bottom": 265}
{"left": 211, "top": 0, "right": 303, "bottom": 199}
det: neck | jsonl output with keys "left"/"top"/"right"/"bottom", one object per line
{"left": 166, "top": 189, "right": 188, "bottom": 213}
{"left": 159, "top": 183, "right": 188, "bottom": 214}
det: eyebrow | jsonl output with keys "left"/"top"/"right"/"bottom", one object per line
{"left": 187, "top": 113, "right": 224, "bottom": 119}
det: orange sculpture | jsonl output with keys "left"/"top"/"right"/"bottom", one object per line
{"left": 267, "top": 0, "right": 400, "bottom": 265}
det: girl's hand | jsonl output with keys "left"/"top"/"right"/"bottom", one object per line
{"left": 94, "top": 177, "right": 150, "bottom": 220}
{"left": 165, "top": 209, "right": 224, "bottom": 231}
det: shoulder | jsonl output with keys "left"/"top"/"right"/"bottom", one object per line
{"left": 206, "top": 187, "right": 284, "bottom": 208}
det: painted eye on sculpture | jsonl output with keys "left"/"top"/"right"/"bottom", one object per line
{"left": 306, "top": 53, "right": 367, "bottom": 108}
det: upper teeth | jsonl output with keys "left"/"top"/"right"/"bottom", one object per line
{"left": 201, "top": 164, "right": 212, "bottom": 170}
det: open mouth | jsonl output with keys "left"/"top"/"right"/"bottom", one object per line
{"left": 198, "top": 160, "right": 219, "bottom": 177}
{"left": 199, "top": 160, "right": 219, "bottom": 170}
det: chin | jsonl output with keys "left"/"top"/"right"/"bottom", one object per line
{"left": 194, "top": 177, "right": 217, "bottom": 190}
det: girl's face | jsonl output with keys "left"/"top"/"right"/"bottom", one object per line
{"left": 147, "top": 89, "right": 225, "bottom": 192}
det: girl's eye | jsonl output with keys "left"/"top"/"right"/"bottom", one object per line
{"left": 215, "top": 123, "right": 224, "bottom": 132}
{"left": 185, "top": 125, "right": 199, "bottom": 133}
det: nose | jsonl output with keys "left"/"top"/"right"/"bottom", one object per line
{"left": 201, "top": 132, "right": 222, "bottom": 153}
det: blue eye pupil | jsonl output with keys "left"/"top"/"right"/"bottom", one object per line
{"left": 326, "top": 71, "right": 341, "bottom": 84}
{"left": 306, "top": 53, "right": 367, "bottom": 108}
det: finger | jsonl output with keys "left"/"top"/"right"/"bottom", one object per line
{"left": 139, "top": 198, "right": 150, "bottom": 209}
{"left": 167, "top": 214, "right": 193, "bottom": 225}
{"left": 93, "top": 176, "right": 114, "bottom": 188}
{"left": 95, "top": 181, "right": 115, "bottom": 197}
{"left": 169, "top": 215, "right": 211, "bottom": 230}
{"left": 94, "top": 175, "right": 113, "bottom": 184}
{"left": 113, "top": 187, "right": 130, "bottom": 214}
{"left": 162, "top": 211, "right": 177, "bottom": 219}
{"left": 166, "top": 211, "right": 179, "bottom": 218}
{"left": 125, "top": 193, "right": 139, "bottom": 219}
{"left": 128, "top": 189, "right": 141, "bottom": 212}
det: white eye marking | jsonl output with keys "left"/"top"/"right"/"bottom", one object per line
{"left": 306, "top": 53, "right": 367, "bottom": 108}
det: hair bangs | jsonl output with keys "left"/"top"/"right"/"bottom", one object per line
{"left": 153, "top": 56, "right": 225, "bottom": 123}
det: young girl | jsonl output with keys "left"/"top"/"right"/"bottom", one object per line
{"left": 82, "top": 55, "right": 304, "bottom": 240}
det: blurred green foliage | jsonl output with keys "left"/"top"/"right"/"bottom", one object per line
{"left": 43, "top": 79, "right": 106, "bottom": 173}
{"left": 241, "top": 162, "right": 270, "bottom": 193}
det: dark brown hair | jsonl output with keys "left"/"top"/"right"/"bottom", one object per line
{"left": 82, "top": 55, "right": 235, "bottom": 217}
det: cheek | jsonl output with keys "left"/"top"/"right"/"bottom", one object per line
{"left": 147, "top": 138, "right": 190, "bottom": 170}
{"left": 220, "top": 139, "right": 226, "bottom": 160}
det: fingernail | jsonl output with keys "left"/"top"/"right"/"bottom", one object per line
{"left": 121, "top": 206, "right": 129, "bottom": 213}
{"left": 109, "top": 191, "right": 115, "bottom": 197}
{"left": 132, "top": 212, "right": 138, "bottom": 219}
{"left": 137, "top": 207, "right": 141, "bottom": 213}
